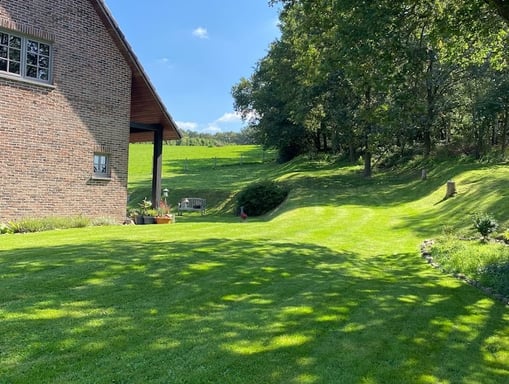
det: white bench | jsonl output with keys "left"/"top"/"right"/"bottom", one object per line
{"left": 177, "top": 198, "right": 206, "bottom": 215}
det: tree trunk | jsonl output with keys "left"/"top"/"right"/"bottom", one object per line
{"left": 322, "top": 131, "right": 328, "bottom": 151}
{"left": 313, "top": 131, "right": 321, "bottom": 152}
{"left": 363, "top": 86, "right": 373, "bottom": 177}
{"left": 364, "top": 151, "right": 372, "bottom": 178}
{"left": 349, "top": 141, "right": 356, "bottom": 163}
{"left": 424, "top": 49, "right": 435, "bottom": 157}
{"left": 363, "top": 128, "right": 372, "bottom": 177}
{"left": 445, "top": 181, "right": 456, "bottom": 199}
{"left": 475, "top": 124, "right": 485, "bottom": 159}
{"left": 501, "top": 108, "right": 508, "bottom": 154}
{"left": 423, "top": 128, "right": 432, "bottom": 157}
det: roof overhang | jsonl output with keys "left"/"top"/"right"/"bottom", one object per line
{"left": 90, "top": 0, "right": 182, "bottom": 143}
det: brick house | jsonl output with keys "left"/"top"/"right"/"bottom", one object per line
{"left": 0, "top": 0, "right": 180, "bottom": 222}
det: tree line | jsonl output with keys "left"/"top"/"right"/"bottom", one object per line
{"left": 233, "top": 0, "right": 509, "bottom": 175}
{"left": 166, "top": 129, "right": 254, "bottom": 147}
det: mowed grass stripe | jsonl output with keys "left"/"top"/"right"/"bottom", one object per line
{"left": 1, "top": 146, "right": 508, "bottom": 383}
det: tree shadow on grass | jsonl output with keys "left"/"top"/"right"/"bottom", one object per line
{"left": 285, "top": 161, "right": 500, "bottom": 210}
{"left": 129, "top": 156, "right": 507, "bottom": 225}
{"left": 393, "top": 172, "right": 509, "bottom": 238}
{"left": 1, "top": 239, "right": 508, "bottom": 383}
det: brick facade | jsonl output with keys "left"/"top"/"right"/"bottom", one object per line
{"left": 0, "top": 0, "right": 133, "bottom": 222}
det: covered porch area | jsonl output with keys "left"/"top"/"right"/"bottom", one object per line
{"left": 128, "top": 70, "right": 181, "bottom": 208}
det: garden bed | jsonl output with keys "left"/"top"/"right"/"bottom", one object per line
{"left": 421, "top": 239, "right": 509, "bottom": 305}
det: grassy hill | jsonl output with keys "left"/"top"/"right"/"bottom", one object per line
{"left": 1, "top": 145, "right": 508, "bottom": 383}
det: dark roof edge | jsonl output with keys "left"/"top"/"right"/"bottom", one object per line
{"left": 91, "top": 0, "right": 182, "bottom": 139}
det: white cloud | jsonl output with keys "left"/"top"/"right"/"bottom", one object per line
{"left": 215, "top": 112, "right": 242, "bottom": 124}
{"left": 156, "top": 57, "right": 174, "bottom": 68}
{"left": 176, "top": 112, "right": 247, "bottom": 134}
{"left": 176, "top": 121, "right": 199, "bottom": 131}
{"left": 203, "top": 123, "right": 222, "bottom": 134}
{"left": 192, "top": 27, "right": 209, "bottom": 39}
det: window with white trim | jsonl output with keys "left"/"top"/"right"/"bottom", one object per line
{"left": 0, "top": 30, "right": 52, "bottom": 83}
{"left": 93, "top": 153, "right": 111, "bottom": 179}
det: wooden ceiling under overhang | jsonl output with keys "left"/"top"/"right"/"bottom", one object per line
{"left": 129, "top": 69, "right": 181, "bottom": 143}
{"left": 90, "top": 0, "right": 181, "bottom": 143}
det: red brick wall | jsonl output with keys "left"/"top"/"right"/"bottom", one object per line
{"left": 0, "top": 0, "right": 132, "bottom": 222}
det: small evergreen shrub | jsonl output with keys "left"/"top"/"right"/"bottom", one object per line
{"left": 236, "top": 180, "right": 289, "bottom": 217}
{"left": 472, "top": 212, "right": 498, "bottom": 241}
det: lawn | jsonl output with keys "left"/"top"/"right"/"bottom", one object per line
{"left": 1, "top": 146, "right": 508, "bottom": 383}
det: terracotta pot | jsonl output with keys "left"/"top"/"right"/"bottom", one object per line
{"left": 155, "top": 216, "right": 172, "bottom": 224}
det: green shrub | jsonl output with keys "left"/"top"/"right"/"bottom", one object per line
{"left": 236, "top": 180, "right": 289, "bottom": 217}
{"left": 472, "top": 212, "right": 498, "bottom": 241}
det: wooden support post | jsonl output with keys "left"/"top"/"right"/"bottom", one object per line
{"left": 152, "top": 127, "right": 163, "bottom": 209}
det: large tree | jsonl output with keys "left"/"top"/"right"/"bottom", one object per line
{"left": 235, "top": 0, "right": 509, "bottom": 170}
{"left": 232, "top": 38, "right": 310, "bottom": 161}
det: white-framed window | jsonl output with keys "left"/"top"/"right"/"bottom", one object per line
{"left": 0, "top": 30, "right": 52, "bottom": 83}
{"left": 93, "top": 153, "right": 111, "bottom": 179}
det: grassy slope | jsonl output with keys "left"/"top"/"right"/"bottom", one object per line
{"left": 0, "top": 145, "right": 508, "bottom": 383}
{"left": 128, "top": 144, "right": 275, "bottom": 211}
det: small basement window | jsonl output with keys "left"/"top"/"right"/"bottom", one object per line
{"left": 0, "top": 30, "right": 52, "bottom": 83}
{"left": 93, "top": 153, "right": 111, "bottom": 179}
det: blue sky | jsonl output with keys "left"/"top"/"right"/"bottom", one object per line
{"left": 103, "top": 0, "right": 281, "bottom": 133}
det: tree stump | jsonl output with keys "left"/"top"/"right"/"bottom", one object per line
{"left": 445, "top": 180, "right": 456, "bottom": 199}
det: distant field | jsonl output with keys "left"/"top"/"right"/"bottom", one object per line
{"left": 128, "top": 144, "right": 275, "bottom": 183}
{"left": 1, "top": 147, "right": 508, "bottom": 383}
{"left": 128, "top": 144, "right": 278, "bottom": 213}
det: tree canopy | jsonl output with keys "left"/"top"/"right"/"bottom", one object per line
{"left": 233, "top": 0, "right": 509, "bottom": 173}
{"left": 487, "top": 0, "right": 509, "bottom": 22}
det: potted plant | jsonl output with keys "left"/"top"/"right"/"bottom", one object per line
{"left": 138, "top": 198, "right": 156, "bottom": 224}
{"left": 155, "top": 200, "right": 173, "bottom": 224}
{"left": 128, "top": 208, "right": 143, "bottom": 225}
{"left": 144, "top": 209, "right": 157, "bottom": 224}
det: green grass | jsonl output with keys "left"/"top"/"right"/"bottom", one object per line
{"left": 1, "top": 146, "right": 508, "bottom": 383}
{"left": 128, "top": 144, "right": 278, "bottom": 213}
{"left": 431, "top": 237, "right": 509, "bottom": 297}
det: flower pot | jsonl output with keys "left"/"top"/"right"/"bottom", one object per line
{"left": 155, "top": 217, "right": 172, "bottom": 224}
{"left": 143, "top": 215, "right": 155, "bottom": 224}
{"left": 134, "top": 215, "right": 144, "bottom": 225}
